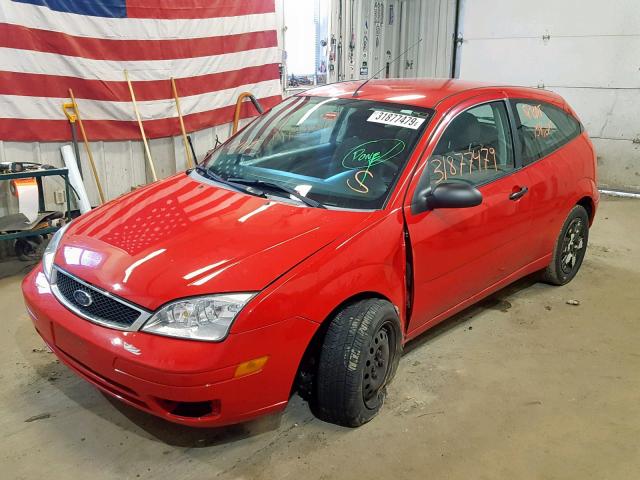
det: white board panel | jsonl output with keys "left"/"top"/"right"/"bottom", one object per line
{"left": 457, "top": 0, "right": 640, "bottom": 191}
{"left": 459, "top": 37, "right": 640, "bottom": 89}
{"left": 461, "top": 0, "right": 640, "bottom": 38}
{"left": 551, "top": 87, "right": 640, "bottom": 141}
{"left": 592, "top": 138, "right": 640, "bottom": 192}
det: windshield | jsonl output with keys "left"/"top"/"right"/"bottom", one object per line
{"left": 200, "top": 96, "right": 433, "bottom": 209}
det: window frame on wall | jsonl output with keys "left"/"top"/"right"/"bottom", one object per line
{"left": 510, "top": 99, "right": 583, "bottom": 166}
{"left": 282, "top": 0, "right": 330, "bottom": 92}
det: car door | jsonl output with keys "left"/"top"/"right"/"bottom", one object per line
{"left": 403, "top": 97, "right": 534, "bottom": 336}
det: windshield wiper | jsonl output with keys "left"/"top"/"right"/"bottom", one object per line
{"left": 227, "top": 178, "right": 325, "bottom": 209}
{"left": 194, "top": 166, "right": 267, "bottom": 198}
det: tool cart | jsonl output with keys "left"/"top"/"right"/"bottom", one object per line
{"left": 0, "top": 167, "right": 72, "bottom": 260}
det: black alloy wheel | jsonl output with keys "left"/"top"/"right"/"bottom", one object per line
{"left": 542, "top": 204, "right": 590, "bottom": 285}
{"left": 560, "top": 217, "right": 586, "bottom": 275}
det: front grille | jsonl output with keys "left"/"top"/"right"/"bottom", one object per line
{"left": 55, "top": 270, "right": 141, "bottom": 328}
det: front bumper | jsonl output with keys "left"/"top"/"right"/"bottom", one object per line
{"left": 22, "top": 266, "right": 318, "bottom": 427}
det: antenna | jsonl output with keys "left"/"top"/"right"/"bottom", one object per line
{"left": 352, "top": 37, "right": 423, "bottom": 97}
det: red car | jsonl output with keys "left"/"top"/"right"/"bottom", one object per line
{"left": 22, "top": 79, "right": 598, "bottom": 428}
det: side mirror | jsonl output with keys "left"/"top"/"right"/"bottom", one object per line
{"left": 417, "top": 182, "right": 483, "bottom": 211}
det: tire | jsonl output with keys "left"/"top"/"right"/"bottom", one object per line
{"left": 14, "top": 236, "right": 44, "bottom": 262}
{"left": 314, "top": 298, "right": 402, "bottom": 427}
{"left": 542, "top": 205, "right": 589, "bottom": 285}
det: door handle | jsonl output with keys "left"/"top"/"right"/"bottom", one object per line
{"left": 509, "top": 186, "right": 529, "bottom": 200}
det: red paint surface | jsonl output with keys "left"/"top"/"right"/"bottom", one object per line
{"left": 0, "top": 64, "right": 280, "bottom": 102}
{"left": 126, "top": 0, "right": 276, "bottom": 19}
{"left": 22, "top": 80, "right": 599, "bottom": 427}
{"left": 0, "top": 94, "right": 282, "bottom": 141}
{"left": 0, "top": 24, "right": 277, "bottom": 61}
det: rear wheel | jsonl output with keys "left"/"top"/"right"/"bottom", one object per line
{"left": 314, "top": 298, "right": 402, "bottom": 427}
{"left": 542, "top": 205, "right": 589, "bottom": 285}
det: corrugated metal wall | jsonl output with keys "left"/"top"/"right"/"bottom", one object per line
{"left": 456, "top": 0, "right": 640, "bottom": 192}
{"left": 326, "top": 0, "right": 456, "bottom": 83}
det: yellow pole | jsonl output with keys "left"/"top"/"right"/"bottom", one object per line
{"left": 124, "top": 69, "right": 157, "bottom": 182}
{"left": 171, "top": 78, "right": 194, "bottom": 168}
{"left": 68, "top": 89, "right": 106, "bottom": 204}
{"left": 232, "top": 92, "right": 253, "bottom": 135}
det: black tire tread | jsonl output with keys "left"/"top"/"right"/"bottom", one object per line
{"left": 315, "top": 299, "right": 398, "bottom": 427}
{"left": 542, "top": 205, "right": 589, "bottom": 285}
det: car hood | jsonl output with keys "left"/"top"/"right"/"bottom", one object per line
{"left": 55, "top": 173, "right": 371, "bottom": 310}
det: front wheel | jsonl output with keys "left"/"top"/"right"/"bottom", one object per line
{"left": 314, "top": 298, "right": 402, "bottom": 427}
{"left": 542, "top": 205, "right": 589, "bottom": 285}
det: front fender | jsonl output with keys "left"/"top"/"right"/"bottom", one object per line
{"left": 232, "top": 209, "right": 407, "bottom": 334}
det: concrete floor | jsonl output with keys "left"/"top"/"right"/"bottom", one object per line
{"left": 1, "top": 196, "right": 638, "bottom": 480}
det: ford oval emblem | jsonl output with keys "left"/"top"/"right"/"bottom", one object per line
{"left": 73, "top": 289, "right": 93, "bottom": 307}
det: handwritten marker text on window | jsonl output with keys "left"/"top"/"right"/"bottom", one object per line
{"left": 430, "top": 145, "right": 498, "bottom": 184}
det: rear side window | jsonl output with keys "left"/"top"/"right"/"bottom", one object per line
{"left": 512, "top": 100, "right": 582, "bottom": 165}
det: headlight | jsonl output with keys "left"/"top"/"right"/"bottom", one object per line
{"left": 43, "top": 222, "right": 71, "bottom": 282}
{"left": 141, "top": 293, "right": 256, "bottom": 341}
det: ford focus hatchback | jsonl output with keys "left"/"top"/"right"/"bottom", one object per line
{"left": 22, "top": 79, "right": 598, "bottom": 427}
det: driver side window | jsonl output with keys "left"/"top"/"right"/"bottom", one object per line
{"left": 427, "top": 101, "right": 515, "bottom": 187}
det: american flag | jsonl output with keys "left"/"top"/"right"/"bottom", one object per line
{"left": 0, "top": 0, "right": 283, "bottom": 141}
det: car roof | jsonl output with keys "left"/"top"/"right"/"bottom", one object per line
{"left": 303, "top": 78, "right": 563, "bottom": 110}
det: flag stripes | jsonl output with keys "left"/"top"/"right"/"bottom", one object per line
{"left": 0, "top": 24, "right": 278, "bottom": 61}
{"left": 1, "top": 0, "right": 281, "bottom": 141}
{"left": 0, "top": 95, "right": 282, "bottom": 141}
